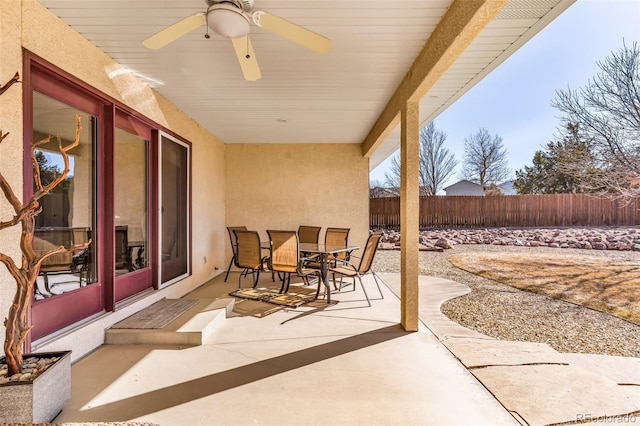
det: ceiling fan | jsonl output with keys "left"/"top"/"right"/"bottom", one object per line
{"left": 142, "top": 0, "right": 331, "bottom": 81}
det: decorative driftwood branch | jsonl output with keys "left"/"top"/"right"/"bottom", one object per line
{"left": 1, "top": 72, "right": 90, "bottom": 376}
{"left": 0, "top": 72, "right": 19, "bottom": 96}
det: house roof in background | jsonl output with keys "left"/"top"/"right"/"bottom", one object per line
{"left": 443, "top": 179, "right": 483, "bottom": 191}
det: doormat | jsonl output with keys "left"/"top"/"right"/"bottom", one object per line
{"left": 231, "top": 299, "right": 284, "bottom": 318}
{"left": 229, "top": 288, "right": 316, "bottom": 308}
{"left": 111, "top": 299, "right": 199, "bottom": 329}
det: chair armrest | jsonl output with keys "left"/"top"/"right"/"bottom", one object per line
{"left": 329, "top": 258, "right": 358, "bottom": 272}
{"left": 331, "top": 250, "right": 356, "bottom": 267}
{"left": 298, "top": 256, "right": 315, "bottom": 268}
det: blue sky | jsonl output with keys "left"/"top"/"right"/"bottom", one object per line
{"left": 369, "top": 0, "right": 640, "bottom": 188}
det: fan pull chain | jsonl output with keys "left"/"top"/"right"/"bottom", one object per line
{"left": 245, "top": 37, "right": 251, "bottom": 59}
{"left": 204, "top": 11, "right": 211, "bottom": 39}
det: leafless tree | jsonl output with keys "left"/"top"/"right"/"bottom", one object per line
{"left": 384, "top": 156, "right": 401, "bottom": 191}
{"left": 460, "top": 127, "right": 510, "bottom": 188}
{"left": 552, "top": 41, "right": 640, "bottom": 200}
{"left": 384, "top": 122, "right": 457, "bottom": 195}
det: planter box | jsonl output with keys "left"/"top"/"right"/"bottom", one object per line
{"left": 0, "top": 351, "right": 72, "bottom": 423}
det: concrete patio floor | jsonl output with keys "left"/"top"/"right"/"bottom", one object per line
{"left": 52, "top": 270, "right": 640, "bottom": 425}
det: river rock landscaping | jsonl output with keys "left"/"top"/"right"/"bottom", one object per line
{"left": 377, "top": 226, "right": 640, "bottom": 251}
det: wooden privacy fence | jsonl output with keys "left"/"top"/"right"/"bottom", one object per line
{"left": 370, "top": 194, "right": 640, "bottom": 228}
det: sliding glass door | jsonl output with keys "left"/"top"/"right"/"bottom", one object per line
{"left": 30, "top": 90, "right": 102, "bottom": 340}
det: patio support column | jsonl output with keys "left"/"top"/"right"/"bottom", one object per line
{"left": 361, "top": 0, "right": 508, "bottom": 332}
{"left": 400, "top": 98, "right": 419, "bottom": 332}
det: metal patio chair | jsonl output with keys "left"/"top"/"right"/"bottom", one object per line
{"left": 233, "top": 229, "right": 267, "bottom": 288}
{"left": 225, "top": 226, "right": 247, "bottom": 282}
{"left": 329, "top": 232, "right": 385, "bottom": 307}
{"left": 297, "top": 225, "right": 321, "bottom": 244}
{"left": 305, "top": 227, "right": 351, "bottom": 272}
{"left": 266, "top": 230, "right": 321, "bottom": 297}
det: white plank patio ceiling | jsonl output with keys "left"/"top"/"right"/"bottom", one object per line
{"left": 37, "top": 0, "right": 573, "bottom": 170}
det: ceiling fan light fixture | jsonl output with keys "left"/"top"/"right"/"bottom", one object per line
{"left": 207, "top": 5, "right": 251, "bottom": 38}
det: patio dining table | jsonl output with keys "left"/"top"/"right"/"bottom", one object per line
{"left": 299, "top": 243, "right": 359, "bottom": 304}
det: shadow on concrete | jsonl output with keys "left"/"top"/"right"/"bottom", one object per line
{"left": 72, "top": 324, "right": 409, "bottom": 421}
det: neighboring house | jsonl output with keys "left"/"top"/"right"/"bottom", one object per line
{"left": 443, "top": 180, "right": 485, "bottom": 196}
{"left": 499, "top": 180, "right": 517, "bottom": 195}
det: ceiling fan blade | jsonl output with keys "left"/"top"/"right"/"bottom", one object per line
{"left": 252, "top": 11, "right": 331, "bottom": 55}
{"left": 143, "top": 13, "right": 206, "bottom": 49}
{"left": 231, "top": 36, "right": 262, "bottom": 81}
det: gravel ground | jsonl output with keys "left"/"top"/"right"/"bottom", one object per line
{"left": 372, "top": 245, "right": 640, "bottom": 357}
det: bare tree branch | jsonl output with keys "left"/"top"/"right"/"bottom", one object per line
{"left": 32, "top": 115, "right": 82, "bottom": 201}
{"left": 0, "top": 72, "right": 19, "bottom": 96}
{"left": 552, "top": 41, "right": 640, "bottom": 201}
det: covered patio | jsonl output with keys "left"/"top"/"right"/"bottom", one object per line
{"left": 0, "top": 0, "right": 577, "bottom": 357}
{"left": 0, "top": 0, "right": 594, "bottom": 424}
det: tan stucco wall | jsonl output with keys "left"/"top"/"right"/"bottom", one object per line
{"left": 0, "top": 0, "right": 25, "bottom": 354}
{"left": 0, "top": 0, "right": 226, "bottom": 357}
{"left": 225, "top": 143, "right": 370, "bottom": 260}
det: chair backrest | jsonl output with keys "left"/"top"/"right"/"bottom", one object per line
{"left": 324, "top": 227, "right": 350, "bottom": 260}
{"left": 233, "top": 230, "right": 263, "bottom": 270}
{"left": 358, "top": 232, "right": 382, "bottom": 274}
{"left": 297, "top": 225, "right": 321, "bottom": 244}
{"left": 227, "top": 226, "right": 247, "bottom": 256}
{"left": 267, "top": 230, "right": 299, "bottom": 273}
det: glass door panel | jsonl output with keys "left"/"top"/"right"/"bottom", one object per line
{"left": 32, "top": 92, "right": 97, "bottom": 300}
{"left": 114, "top": 127, "right": 152, "bottom": 301}
{"left": 115, "top": 128, "right": 148, "bottom": 274}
